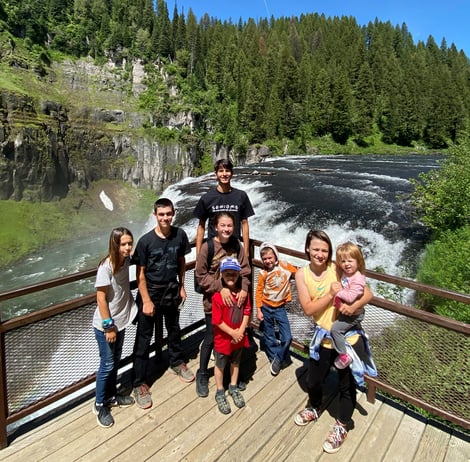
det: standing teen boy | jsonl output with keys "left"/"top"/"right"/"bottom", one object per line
{"left": 131, "top": 198, "right": 194, "bottom": 409}
{"left": 193, "top": 158, "right": 255, "bottom": 258}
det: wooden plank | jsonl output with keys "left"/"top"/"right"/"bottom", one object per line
{"left": 73, "top": 359, "right": 198, "bottom": 461}
{"left": 1, "top": 403, "right": 97, "bottom": 461}
{"left": 2, "top": 338, "right": 470, "bottom": 462}
{"left": 216, "top": 363, "right": 308, "bottom": 461}
{"left": 444, "top": 432, "right": 470, "bottom": 462}
{"left": 283, "top": 398, "right": 337, "bottom": 461}
{"left": 144, "top": 355, "right": 276, "bottom": 461}
{"left": 0, "top": 402, "right": 89, "bottom": 458}
{"left": 350, "top": 398, "right": 404, "bottom": 462}
{"left": 413, "top": 424, "right": 450, "bottom": 462}
{"left": 382, "top": 411, "right": 426, "bottom": 462}
{"left": 315, "top": 392, "right": 382, "bottom": 462}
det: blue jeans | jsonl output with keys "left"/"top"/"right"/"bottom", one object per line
{"left": 94, "top": 327, "right": 125, "bottom": 405}
{"left": 261, "top": 305, "right": 292, "bottom": 363}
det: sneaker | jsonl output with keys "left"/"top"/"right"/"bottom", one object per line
{"left": 323, "top": 421, "right": 348, "bottom": 453}
{"left": 281, "top": 358, "right": 293, "bottom": 369}
{"left": 215, "top": 391, "right": 231, "bottom": 414}
{"left": 107, "top": 394, "right": 135, "bottom": 407}
{"left": 133, "top": 384, "right": 152, "bottom": 409}
{"left": 334, "top": 353, "right": 352, "bottom": 369}
{"left": 228, "top": 386, "right": 245, "bottom": 408}
{"left": 238, "top": 380, "right": 247, "bottom": 391}
{"left": 93, "top": 403, "right": 114, "bottom": 428}
{"left": 196, "top": 370, "right": 209, "bottom": 397}
{"left": 170, "top": 363, "right": 195, "bottom": 383}
{"left": 270, "top": 357, "right": 281, "bottom": 376}
{"left": 294, "top": 407, "right": 319, "bottom": 426}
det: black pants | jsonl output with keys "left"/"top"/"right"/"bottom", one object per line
{"left": 306, "top": 337, "right": 365, "bottom": 425}
{"left": 133, "top": 286, "right": 183, "bottom": 386}
{"left": 198, "top": 313, "right": 214, "bottom": 374}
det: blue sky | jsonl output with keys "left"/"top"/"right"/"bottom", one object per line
{"left": 173, "top": 0, "right": 470, "bottom": 56}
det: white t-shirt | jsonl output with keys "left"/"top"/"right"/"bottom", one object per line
{"left": 93, "top": 257, "right": 137, "bottom": 331}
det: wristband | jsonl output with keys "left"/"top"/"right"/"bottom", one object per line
{"left": 102, "top": 318, "right": 114, "bottom": 329}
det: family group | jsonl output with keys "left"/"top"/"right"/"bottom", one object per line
{"left": 92, "top": 158, "right": 373, "bottom": 454}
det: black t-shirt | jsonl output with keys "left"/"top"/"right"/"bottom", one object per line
{"left": 132, "top": 226, "right": 191, "bottom": 284}
{"left": 193, "top": 187, "right": 255, "bottom": 239}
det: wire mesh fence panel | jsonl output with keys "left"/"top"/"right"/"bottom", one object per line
{"left": 6, "top": 305, "right": 101, "bottom": 412}
{"left": 5, "top": 273, "right": 206, "bottom": 415}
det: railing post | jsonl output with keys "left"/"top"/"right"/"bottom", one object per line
{"left": 365, "top": 376, "right": 377, "bottom": 404}
{"left": 0, "top": 331, "right": 9, "bottom": 448}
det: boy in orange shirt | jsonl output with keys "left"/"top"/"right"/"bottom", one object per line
{"left": 256, "top": 242, "right": 298, "bottom": 375}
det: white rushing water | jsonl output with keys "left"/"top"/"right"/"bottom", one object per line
{"left": 1, "top": 154, "right": 441, "bottom": 318}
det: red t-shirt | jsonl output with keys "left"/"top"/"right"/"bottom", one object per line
{"left": 212, "top": 291, "right": 251, "bottom": 355}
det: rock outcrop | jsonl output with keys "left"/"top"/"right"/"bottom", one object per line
{"left": 0, "top": 59, "right": 269, "bottom": 201}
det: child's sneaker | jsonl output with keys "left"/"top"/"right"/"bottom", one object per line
{"left": 196, "top": 370, "right": 209, "bottom": 397}
{"left": 270, "top": 357, "right": 281, "bottom": 376}
{"left": 228, "top": 386, "right": 245, "bottom": 408}
{"left": 133, "top": 384, "right": 153, "bottom": 409}
{"left": 170, "top": 363, "right": 195, "bottom": 383}
{"left": 323, "top": 421, "right": 348, "bottom": 453}
{"left": 215, "top": 390, "right": 231, "bottom": 414}
{"left": 334, "top": 353, "right": 352, "bottom": 369}
{"left": 93, "top": 403, "right": 114, "bottom": 428}
{"left": 107, "top": 394, "right": 135, "bottom": 407}
{"left": 294, "top": 407, "right": 319, "bottom": 426}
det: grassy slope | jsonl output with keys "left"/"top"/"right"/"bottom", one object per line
{"left": 0, "top": 181, "right": 156, "bottom": 268}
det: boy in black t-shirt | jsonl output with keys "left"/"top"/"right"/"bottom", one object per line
{"left": 131, "top": 198, "right": 194, "bottom": 409}
{"left": 193, "top": 158, "right": 255, "bottom": 259}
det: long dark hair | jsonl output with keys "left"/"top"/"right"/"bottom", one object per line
{"left": 99, "top": 227, "right": 133, "bottom": 274}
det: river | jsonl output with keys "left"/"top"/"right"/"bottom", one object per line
{"left": 1, "top": 153, "right": 441, "bottom": 320}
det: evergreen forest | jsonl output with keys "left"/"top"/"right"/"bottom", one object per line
{"left": 1, "top": 0, "right": 470, "bottom": 151}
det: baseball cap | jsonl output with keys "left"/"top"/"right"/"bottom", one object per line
{"left": 219, "top": 257, "right": 241, "bottom": 272}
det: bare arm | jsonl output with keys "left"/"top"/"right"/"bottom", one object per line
{"left": 337, "top": 286, "right": 373, "bottom": 316}
{"left": 241, "top": 218, "right": 250, "bottom": 258}
{"left": 136, "top": 265, "right": 154, "bottom": 316}
{"left": 295, "top": 267, "right": 339, "bottom": 317}
{"left": 96, "top": 287, "right": 117, "bottom": 342}
{"left": 178, "top": 255, "right": 187, "bottom": 303}
{"left": 195, "top": 219, "right": 206, "bottom": 257}
{"left": 217, "top": 314, "right": 249, "bottom": 344}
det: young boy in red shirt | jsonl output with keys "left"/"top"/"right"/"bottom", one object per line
{"left": 212, "top": 257, "right": 251, "bottom": 414}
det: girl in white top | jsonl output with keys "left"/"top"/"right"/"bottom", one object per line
{"left": 92, "top": 227, "right": 137, "bottom": 428}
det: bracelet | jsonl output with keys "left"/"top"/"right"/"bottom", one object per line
{"left": 102, "top": 318, "right": 114, "bottom": 329}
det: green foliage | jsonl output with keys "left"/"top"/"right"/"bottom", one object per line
{"left": 416, "top": 226, "right": 470, "bottom": 322}
{"left": 372, "top": 318, "right": 469, "bottom": 420}
{"left": 2, "top": 2, "right": 470, "bottom": 150}
{"left": 193, "top": 152, "right": 214, "bottom": 176}
{"left": 142, "top": 126, "right": 177, "bottom": 142}
{"left": 0, "top": 182, "right": 154, "bottom": 268}
{"left": 411, "top": 141, "right": 470, "bottom": 232}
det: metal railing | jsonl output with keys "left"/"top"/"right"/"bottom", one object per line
{"left": 0, "top": 241, "right": 468, "bottom": 449}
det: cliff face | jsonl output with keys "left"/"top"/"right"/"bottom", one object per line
{"left": 0, "top": 59, "right": 268, "bottom": 201}
{"left": 0, "top": 89, "right": 198, "bottom": 201}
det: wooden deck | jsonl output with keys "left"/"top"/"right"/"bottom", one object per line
{"left": 1, "top": 338, "right": 469, "bottom": 462}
